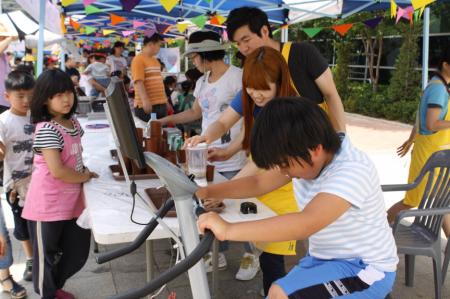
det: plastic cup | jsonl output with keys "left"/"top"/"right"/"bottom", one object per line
{"left": 206, "top": 164, "right": 215, "bottom": 182}
{"left": 186, "top": 143, "right": 208, "bottom": 178}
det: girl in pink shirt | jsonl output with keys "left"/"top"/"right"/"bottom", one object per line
{"left": 22, "top": 69, "right": 98, "bottom": 299}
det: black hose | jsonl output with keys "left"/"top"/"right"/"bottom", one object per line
{"left": 96, "top": 199, "right": 175, "bottom": 264}
{"left": 109, "top": 230, "right": 214, "bottom": 299}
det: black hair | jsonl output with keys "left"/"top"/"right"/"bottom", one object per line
{"left": 226, "top": 7, "right": 272, "bottom": 42}
{"left": 143, "top": 33, "right": 164, "bottom": 46}
{"left": 185, "top": 68, "right": 203, "bottom": 82}
{"left": 30, "top": 69, "right": 78, "bottom": 124}
{"left": 15, "top": 63, "right": 34, "bottom": 76}
{"left": 438, "top": 46, "right": 450, "bottom": 72}
{"left": 181, "top": 80, "right": 192, "bottom": 96}
{"left": 164, "top": 76, "right": 176, "bottom": 86}
{"left": 111, "top": 41, "right": 125, "bottom": 55}
{"left": 188, "top": 31, "right": 225, "bottom": 61}
{"left": 250, "top": 97, "right": 341, "bottom": 169}
{"left": 64, "top": 54, "right": 71, "bottom": 62}
{"left": 5, "top": 70, "right": 35, "bottom": 91}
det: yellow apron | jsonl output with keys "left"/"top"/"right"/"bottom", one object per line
{"left": 403, "top": 80, "right": 450, "bottom": 207}
{"left": 281, "top": 42, "right": 330, "bottom": 114}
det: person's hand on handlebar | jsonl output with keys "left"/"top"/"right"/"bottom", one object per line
{"left": 197, "top": 212, "right": 229, "bottom": 241}
{"left": 184, "top": 135, "right": 208, "bottom": 149}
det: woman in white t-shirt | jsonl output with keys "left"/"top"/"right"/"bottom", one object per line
{"left": 106, "top": 41, "right": 128, "bottom": 77}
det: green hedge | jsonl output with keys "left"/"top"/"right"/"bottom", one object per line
{"left": 344, "top": 82, "right": 420, "bottom": 124}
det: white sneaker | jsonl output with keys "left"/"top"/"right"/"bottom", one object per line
{"left": 203, "top": 251, "right": 227, "bottom": 272}
{"left": 235, "top": 252, "right": 260, "bottom": 281}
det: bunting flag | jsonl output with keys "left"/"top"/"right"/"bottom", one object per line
{"left": 85, "top": 26, "right": 97, "bottom": 35}
{"left": 160, "top": 0, "right": 178, "bottom": 13}
{"left": 144, "top": 28, "right": 156, "bottom": 37}
{"left": 363, "top": 16, "right": 383, "bottom": 29}
{"left": 123, "top": 38, "right": 130, "bottom": 44}
{"left": 215, "top": 14, "right": 227, "bottom": 25}
{"left": 103, "top": 29, "right": 115, "bottom": 36}
{"left": 122, "top": 30, "right": 135, "bottom": 37}
{"left": 104, "top": 40, "right": 111, "bottom": 47}
{"left": 390, "top": 0, "right": 397, "bottom": 18}
{"left": 62, "top": 0, "right": 77, "bottom": 7}
{"left": 413, "top": 9, "right": 421, "bottom": 21}
{"left": 190, "top": 15, "right": 207, "bottom": 29}
{"left": 69, "top": 18, "right": 81, "bottom": 30}
{"left": 155, "top": 23, "right": 172, "bottom": 34}
{"left": 209, "top": 16, "right": 220, "bottom": 25}
{"left": 110, "top": 14, "right": 126, "bottom": 26}
{"left": 85, "top": 5, "right": 103, "bottom": 15}
{"left": 331, "top": 23, "right": 353, "bottom": 36}
{"left": 176, "top": 23, "right": 189, "bottom": 33}
{"left": 204, "top": 0, "right": 212, "bottom": 3}
{"left": 396, "top": 6, "right": 414, "bottom": 23}
{"left": 302, "top": 27, "right": 323, "bottom": 38}
{"left": 120, "top": 0, "right": 142, "bottom": 11}
{"left": 83, "top": 0, "right": 97, "bottom": 5}
{"left": 133, "top": 20, "right": 146, "bottom": 29}
{"left": 411, "top": 0, "right": 435, "bottom": 15}
{"left": 396, "top": 7, "right": 404, "bottom": 23}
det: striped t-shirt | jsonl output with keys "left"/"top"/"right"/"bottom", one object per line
{"left": 293, "top": 137, "right": 398, "bottom": 273}
{"left": 131, "top": 53, "right": 167, "bottom": 107}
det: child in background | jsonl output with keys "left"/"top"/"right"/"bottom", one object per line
{"left": 83, "top": 54, "right": 110, "bottom": 97}
{"left": 23, "top": 69, "right": 98, "bottom": 299}
{"left": 0, "top": 202, "right": 27, "bottom": 299}
{"left": 0, "top": 70, "right": 36, "bottom": 282}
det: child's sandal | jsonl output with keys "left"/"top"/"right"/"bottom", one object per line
{"left": 0, "top": 275, "right": 27, "bottom": 299}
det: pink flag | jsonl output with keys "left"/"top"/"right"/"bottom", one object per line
{"left": 133, "top": 20, "right": 146, "bottom": 29}
{"left": 83, "top": 0, "right": 96, "bottom": 5}
{"left": 122, "top": 30, "right": 135, "bottom": 37}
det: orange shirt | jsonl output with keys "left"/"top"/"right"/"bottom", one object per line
{"left": 131, "top": 54, "right": 167, "bottom": 107}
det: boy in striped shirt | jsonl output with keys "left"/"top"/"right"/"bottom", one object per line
{"left": 197, "top": 97, "right": 398, "bottom": 299}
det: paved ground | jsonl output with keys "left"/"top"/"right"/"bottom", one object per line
{"left": 1, "top": 113, "right": 449, "bottom": 299}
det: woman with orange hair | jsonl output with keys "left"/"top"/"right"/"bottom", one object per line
{"left": 187, "top": 46, "right": 300, "bottom": 296}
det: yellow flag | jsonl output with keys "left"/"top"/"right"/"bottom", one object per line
{"left": 61, "top": 0, "right": 77, "bottom": 7}
{"left": 60, "top": 15, "right": 67, "bottom": 34}
{"left": 390, "top": 0, "right": 397, "bottom": 18}
{"left": 103, "top": 29, "right": 115, "bottom": 36}
{"left": 176, "top": 23, "right": 189, "bottom": 33}
{"left": 411, "top": 0, "right": 435, "bottom": 10}
{"left": 216, "top": 14, "right": 227, "bottom": 25}
{"left": 160, "top": 0, "right": 178, "bottom": 13}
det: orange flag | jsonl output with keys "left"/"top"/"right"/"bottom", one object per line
{"left": 331, "top": 23, "right": 353, "bottom": 37}
{"left": 209, "top": 16, "right": 219, "bottom": 25}
{"left": 69, "top": 18, "right": 81, "bottom": 30}
{"left": 110, "top": 13, "right": 126, "bottom": 26}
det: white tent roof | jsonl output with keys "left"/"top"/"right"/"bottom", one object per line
{"left": 285, "top": 0, "right": 343, "bottom": 23}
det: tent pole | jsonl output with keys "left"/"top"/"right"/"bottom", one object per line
{"left": 421, "top": 7, "right": 430, "bottom": 90}
{"left": 37, "top": 0, "right": 46, "bottom": 76}
{"left": 60, "top": 42, "right": 66, "bottom": 71}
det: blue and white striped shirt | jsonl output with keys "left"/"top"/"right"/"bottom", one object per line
{"left": 294, "top": 137, "right": 398, "bottom": 272}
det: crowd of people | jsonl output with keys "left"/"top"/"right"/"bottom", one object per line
{"left": 0, "top": 5, "right": 447, "bottom": 299}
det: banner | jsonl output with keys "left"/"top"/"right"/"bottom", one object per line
{"left": 16, "top": 0, "right": 62, "bottom": 34}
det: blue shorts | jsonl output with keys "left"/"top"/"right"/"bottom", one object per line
{"left": 274, "top": 256, "right": 395, "bottom": 299}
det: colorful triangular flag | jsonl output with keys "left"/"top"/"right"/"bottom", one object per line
{"left": 61, "top": 15, "right": 67, "bottom": 34}
{"left": 331, "top": 24, "right": 353, "bottom": 37}
{"left": 411, "top": 0, "right": 435, "bottom": 10}
{"left": 144, "top": 28, "right": 156, "bottom": 37}
{"left": 83, "top": 0, "right": 97, "bottom": 6}
{"left": 120, "top": 0, "right": 142, "bottom": 11}
{"left": 413, "top": 9, "right": 421, "bottom": 21}
{"left": 122, "top": 30, "right": 135, "bottom": 37}
{"left": 209, "top": 16, "right": 220, "bottom": 25}
{"left": 110, "top": 13, "right": 126, "bottom": 26}
{"left": 104, "top": 40, "right": 111, "bottom": 47}
{"left": 215, "top": 14, "right": 226, "bottom": 25}
{"left": 62, "top": 0, "right": 77, "bottom": 7}
{"left": 176, "top": 23, "right": 189, "bottom": 34}
{"left": 204, "top": 0, "right": 212, "bottom": 3}
{"left": 103, "top": 29, "right": 115, "bottom": 36}
{"left": 155, "top": 23, "right": 172, "bottom": 34}
{"left": 363, "top": 16, "right": 383, "bottom": 29}
{"left": 160, "top": 0, "right": 178, "bottom": 13}
{"left": 85, "top": 5, "right": 103, "bottom": 15}
{"left": 302, "top": 27, "right": 322, "bottom": 38}
{"left": 133, "top": 20, "right": 146, "bottom": 29}
{"left": 69, "top": 18, "right": 81, "bottom": 30}
{"left": 85, "top": 26, "right": 96, "bottom": 35}
{"left": 190, "top": 15, "right": 207, "bottom": 29}
{"left": 390, "top": 0, "right": 398, "bottom": 18}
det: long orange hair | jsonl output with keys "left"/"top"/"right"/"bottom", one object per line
{"left": 242, "top": 46, "right": 297, "bottom": 150}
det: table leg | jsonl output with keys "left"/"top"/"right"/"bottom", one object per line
{"left": 212, "top": 238, "right": 219, "bottom": 298}
{"left": 146, "top": 239, "right": 154, "bottom": 282}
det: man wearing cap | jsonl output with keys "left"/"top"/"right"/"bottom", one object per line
{"left": 106, "top": 41, "right": 127, "bottom": 77}
{"left": 131, "top": 33, "right": 167, "bottom": 121}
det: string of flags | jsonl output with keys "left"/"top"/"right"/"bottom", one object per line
{"left": 62, "top": 0, "right": 226, "bottom": 39}
{"left": 291, "top": 0, "right": 435, "bottom": 38}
